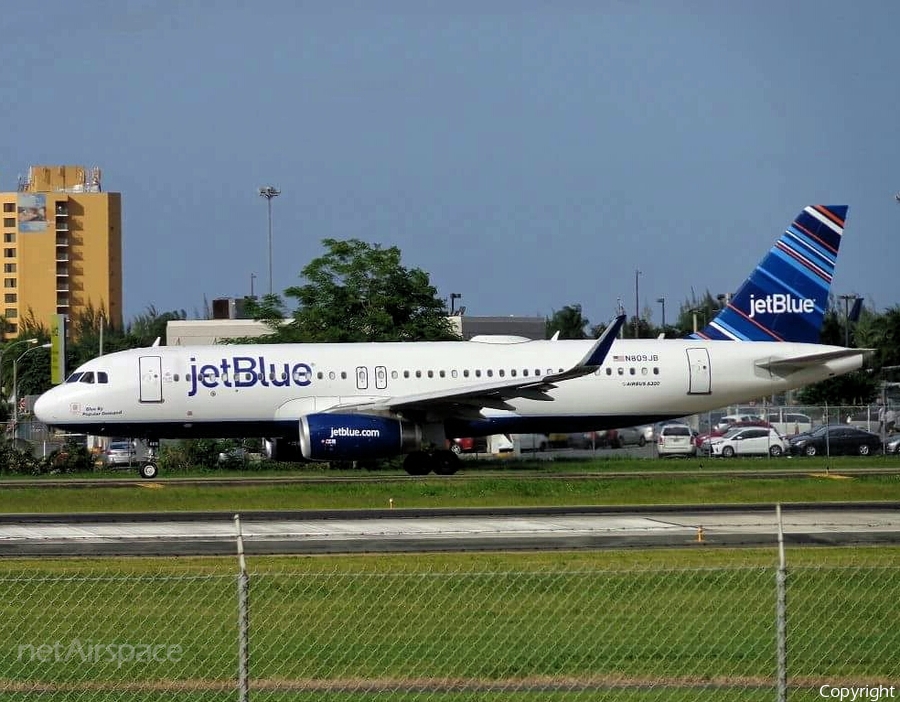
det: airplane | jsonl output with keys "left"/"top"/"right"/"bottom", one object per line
{"left": 34, "top": 204, "right": 867, "bottom": 479}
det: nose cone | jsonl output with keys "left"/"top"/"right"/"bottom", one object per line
{"left": 33, "top": 390, "right": 57, "bottom": 424}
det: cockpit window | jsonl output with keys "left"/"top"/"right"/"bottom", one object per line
{"left": 79, "top": 372, "right": 95, "bottom": 384}
{"left": 65, "top": 372, "right": 84, "bottom": 383}
{"left": 97, "top": 371, "right": 108, "bottom": 384}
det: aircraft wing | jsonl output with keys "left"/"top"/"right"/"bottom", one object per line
{"left": 326, "top": 315, "right": 626, "bottom": 416}
{"left": 756, "top": 348, "right": 872, "bottom": 376}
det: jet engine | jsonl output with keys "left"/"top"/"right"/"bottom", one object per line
{"left": 299, "top": 413, "right": 422, "bottom": 461}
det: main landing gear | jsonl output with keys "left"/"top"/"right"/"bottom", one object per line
{"left": 403, "top": 449, "right": 460, "bottom": 476}
{"left": 138, "top": 440, "right": 160, "bottom": 480}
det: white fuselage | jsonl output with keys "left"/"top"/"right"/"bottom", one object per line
{"left": 33, "top": 337, "right": 863, "bottom": 442}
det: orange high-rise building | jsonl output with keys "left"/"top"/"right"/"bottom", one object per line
{"left": 0, "top": 165, "right": 122, "bottom": 339}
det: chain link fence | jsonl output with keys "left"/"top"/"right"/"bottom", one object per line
{"left": 1, "top": 547, "right": 898, "bottom": 700}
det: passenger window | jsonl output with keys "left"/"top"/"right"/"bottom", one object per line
{"left": 523, "top": 369, "right": 529, "bottom": 377}
{"left": 427, "top": 370, "right": 434, "bottom": 378}
{"left": 606, "top": 368, "right": 612, "bottom": 376}
{"left": 328, "top": 371, "right": 336, "bottom": 380}
{"left": 404, "top": 370, "right": 410, "bottom": 378}
{"left": 439, "top": 370, "right": 446, "bottom": 378}
{"left": 617, "top": 367, "right": 624, "bottom": 375}
{"left": 415, "top": 370, "right": 422, "bottom": 378}
{"left": 340, "top": 372, "right": 347, "bottom": 380}
{"left": 653, "top": 367, "right": 659, "bottom": 375}
{"left": 317, "top": 372, "right": 324, "bottom": 380}
{"left": 463, "top": 370, "right": 470, "bottom": 378}
{"left": 391, "top": 370, "right": 398, "bottom": 379}
{"left": 499, "top": 369, "right": 505, "bottom": 377}
{"left": 629, "top": 368, "right": 635, "bottom": 375}
{"left": 487, "top": 370, "right": 493, "bottom": 378}
{"left": 451, "top": 370, "right": 458, "bottom": 378}
{"left": 511, "top": 369, "right": 517, "bottom": 377}
{"left": 475, "top": 370, "right": 481, "bottom": 378}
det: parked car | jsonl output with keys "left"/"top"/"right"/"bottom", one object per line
{"left": 706, "top": 427, "right": 788, "bottom": 457}
{"left": 490, "top": 434, "right": 551, "bottom": 453}
{"left": 449, "top": 437, "right": 488, "bottom": 454}
{"left": 789, "top": 425, "right": 883, "bottom": 456}
{"left": 100, "top": 441, "right": 137, "bottom": 468}
{"left": 602, "top": 425, "right": 653, "bottom": 448}
{"left": 713, "top": 414, "right": 763, "bottom": 433}
{"left": 885, "top": 434, "right": 900, "bottom": 455}
{"left": 766, "top": 412, "right": 813, "bottom": 437}
{"left": 695, "top": 420, "right": 771, "bottom": 450}
{"left": 656, "top": 424, "right": 696, "bottom": 457}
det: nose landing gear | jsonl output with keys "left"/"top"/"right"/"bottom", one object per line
{"left": 138, "top": 439, "right": 160, "bottom": 479}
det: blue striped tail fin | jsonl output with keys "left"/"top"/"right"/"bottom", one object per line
{"left": 688, "top": 205, "right": 848, "bottom": 343}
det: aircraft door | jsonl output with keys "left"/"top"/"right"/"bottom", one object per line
{"left": 356, "top": 366, "right": 369, "bottom": 391}
{"left": 375, "top": 365, "right": 387, "bottom": 390}
{"left": 685, "top": 348, "right": 711, "bottom": 395}
{"left": 139, "top": 356, "right": 164, "bottom": 403}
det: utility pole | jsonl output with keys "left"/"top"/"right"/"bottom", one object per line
{"left": 634, "top": 269, "right": 642, "bottom": 338}
{"left": 838, "top": 294, "right": 858, "bottom": 347}
{"left": 656, "top": 297, "right": 666, "bottom": 329}
{"left": 258, "top": 186, "right": 281, "bottom": 296}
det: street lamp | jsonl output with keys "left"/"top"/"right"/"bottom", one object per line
{"left": 13, "top": 342, "right": 51, "bottom": 425}
{"left": 634, "top": 269, "right": 642, "bottom": 338}
{"left": 449, "top": 293, "right": 462, "bottom": 315}
{"left": 258, "top": 185, "right": 281, "bottom": 296}
{"left": 1, "top": 338, "right": 37, "bottom": 412}
{"left": 838, "top": 294, "right": 858, "bottom": 347}
{"left": 656, "top": 297, "right": 666, "bottom": 329}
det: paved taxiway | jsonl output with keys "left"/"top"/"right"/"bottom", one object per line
{"left": 1, "top": 505, "right": 899, "bottom": 556}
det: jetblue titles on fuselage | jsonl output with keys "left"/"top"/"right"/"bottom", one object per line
{"left": 188, "top": 355, "right": 313, "bottom": 397}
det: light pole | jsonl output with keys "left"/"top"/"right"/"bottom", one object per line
{"left": 1, "top": 338, "right": 37, "bottom": 414}
{"left": 450, "top": 293, "right": 462, "bottom": 315}
{"left": 838, "top": 294, "right": 858, "bottom": 347}
{"left": 258, "top": 185, "right": 281, "bottom": 296}
{"left": 656, "top": 297, "right": 666, "bottom": 329}
{"left": 634, "top": 269, "right": 642, "bottom": 338}
{"left": 13, "top": 342, "right": 51, "bottom": 425}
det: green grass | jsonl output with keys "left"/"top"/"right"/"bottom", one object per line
{"left": 0, "top": 549, "right": 898, "bottom": 699}
{"left": 2, "top": 471, "right": 900, "bottom": 514}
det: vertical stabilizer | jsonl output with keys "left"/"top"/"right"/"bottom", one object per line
{"left": 689, "top": 205, "right": 847, "bottom": 343}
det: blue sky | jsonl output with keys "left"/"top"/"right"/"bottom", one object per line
{"left": 2, "top": 1, "right": 898, "bottom": 329}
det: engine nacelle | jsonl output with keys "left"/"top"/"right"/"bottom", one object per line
{"left": 299, "top": 413, "right": 422, "bottom": 461}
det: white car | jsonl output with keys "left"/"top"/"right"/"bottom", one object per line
{"left": 708, "top": 427, "right": 788, "bottom": 457}
{"left": 656, "top": 424, "right": 696, "bottom": 457}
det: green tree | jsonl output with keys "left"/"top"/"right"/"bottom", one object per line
{"left": 546, "top": 304, "right": 590, "bottom": 339}
{"left": 243, "top": 239, "right": 458, "bottom": 342}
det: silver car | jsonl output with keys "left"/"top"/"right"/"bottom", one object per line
{"left": 101, "top": 441, "right": 137, "bottom": 468}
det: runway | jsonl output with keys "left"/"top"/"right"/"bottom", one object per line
{"left": 1, "top": 504, "right": 899, "bottom": 556}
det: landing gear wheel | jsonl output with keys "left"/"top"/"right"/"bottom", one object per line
{"left": 432, "top": 450, "right": 460, "bottom": 476}
{"left": 403, "top": 451, "right": 432, "bottom": 476}
{"left": 139, "top": 462, "right": 159, "bottom": 479}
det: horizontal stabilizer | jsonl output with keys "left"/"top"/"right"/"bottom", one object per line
{"left": 756, "top": 348, "right": 871, "bottom": 375}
